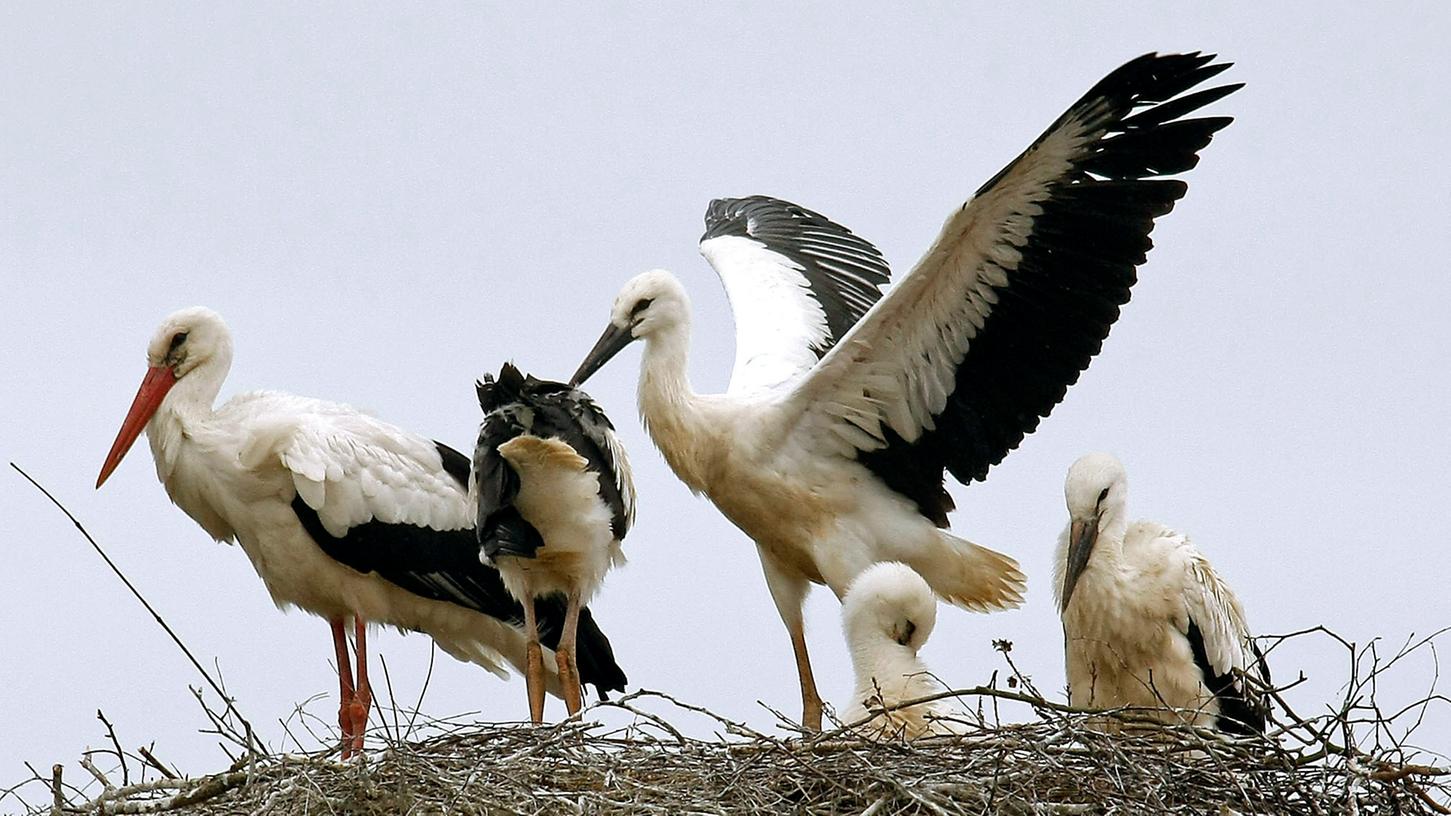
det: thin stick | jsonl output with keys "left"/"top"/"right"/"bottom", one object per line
{"left": 11, "top": 462, "right": 268, "bottom": 757}
{"left": 49, "top": 764, "right": 63, "bottom": 816}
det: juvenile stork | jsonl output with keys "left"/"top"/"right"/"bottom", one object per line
{"left": 570, "top": 52, "right": 1241, "bottom": 730}
{"left": 840, "top": 562, "right": 957, "bottom": 739}
{"left": 96, "top": 307, "right": 627, "bottom": 757}
{"left": 1057, "top": 452, "right": 1269, "bottom": 734}
{"left": 472, "top": 363, "right": 633, "bottom": 723}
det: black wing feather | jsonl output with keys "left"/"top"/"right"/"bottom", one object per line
{"left": 859, "top": 53, "right": 1238, "bottom": 526}
{"left": 1185, "top": 619, "right": 1269, "bottom": 735}
{"left": 291, "top": 476, "right": 626, "bottom": 694}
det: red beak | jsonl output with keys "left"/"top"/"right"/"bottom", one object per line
{"left": 96, "top": 366, "right": 177, "bottom": 488}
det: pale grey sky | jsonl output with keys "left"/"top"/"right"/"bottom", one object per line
{"left": 3, "top": 3, "right": 1448, "bottom": 796}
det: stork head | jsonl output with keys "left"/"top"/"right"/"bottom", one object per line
{"left": 842, "top": 562, "right": 938, "bottom": 655}
{"left": 570, "top": 269, "right": 690, "bottom": 386}
{"left": 1060, "top": 452, "right": 1128, "bottom": 611}
{"left": 96, "top": 307, "right": 233, "bottom": 488}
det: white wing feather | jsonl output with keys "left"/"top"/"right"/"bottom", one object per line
{"left": 232, "top": 392, "right": 471, "bottom": 538}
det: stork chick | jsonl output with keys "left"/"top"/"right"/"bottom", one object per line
{"left": 473, "top": 363, "right": 633, "bottom": 722}
{"left": 1057, "top": 452, "right": 1269, "bottom": 734}
{"left": 840, "top": 562, "right": 959, "bottom": 739}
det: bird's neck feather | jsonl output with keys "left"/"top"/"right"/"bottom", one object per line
{"left": 850, "top": 638, "right": 932, "bottom": 702}
{"left": 637, "top": 322, "right": 714, "bottom": 490}
{"left": 146, "top": 355, "right": 229, "bottom": 483}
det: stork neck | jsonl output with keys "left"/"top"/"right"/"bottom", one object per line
{"left": 636, "top": 321, "right": 711, "bottom": 488}
{"left": 1098, "top": 502, "right": 1128, "bottom": 555}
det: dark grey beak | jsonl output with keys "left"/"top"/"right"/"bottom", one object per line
{"left": 570, "top": 322, "right": 635, "bottom": 386}
{"left": 1061, "top": 516, "right": 1099, "bottom": 613}
{"left": 894, "top": 619, "right": 917, "bottom": 647}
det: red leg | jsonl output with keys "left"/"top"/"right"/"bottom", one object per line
{"left": 330, "top": 618, "right": 357, "bottom": 759}
{"left": 350, "top": 618, "right": 371, "bottom": 756}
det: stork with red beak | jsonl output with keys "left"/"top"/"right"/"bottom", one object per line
{"left": 97, "top": 307, "right": 627, "bottom": 758}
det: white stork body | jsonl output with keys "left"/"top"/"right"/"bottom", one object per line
{"left": 1056, "top": 453, "right": 1267, "bottom": 734}
{"left": 572, "top": 53, "right": 1241, "bottom": 730}
{"left": 840, "top": 562, "right": 958, "bottom": 739}
{"left": 96, "top": 308, "right": 626, "bottom": 755}
{"left": 472, "top": 363, "right": 633, "bottom": 721}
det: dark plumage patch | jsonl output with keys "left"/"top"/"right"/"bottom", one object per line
{"left": 1185, "top": 618, "right": 1268, "bottom": 735}
{"left": 858, "top": 53, "right": 1239, "bottom": 524}
{"left": 474, "top": 362, "right": 632, "bottom": 545}
{"left": 434, "top": 441, "right": 472, "bottom": 489}
{"left": 290, "top": 496, "right": 626, "bottom": 695}
{"left": 703, "top": 195, "right": 890, "bottom": 357}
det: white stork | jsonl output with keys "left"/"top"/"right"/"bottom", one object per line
{"left": 472, "top": 363, "right": 633, "bottom": 723}
{"left": 95, "top": 307, "right": 627, "bottom": 757}
{"left": 569, "top": 52, "right": 1240, "bottom": 730}
{"left": 840, "top": 562, "right": 957, "bottom": 739}
{"left": 1056, "top": 452, "right": 1268, "bottom": 734}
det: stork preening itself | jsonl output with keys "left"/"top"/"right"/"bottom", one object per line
{"left": 1056, "top": 453, "right": 1269, "bottom": 734}
{"left": 472, "top": 363, "right": 633, "bottom": 723}
{"left": 570, "top": 52, "right": 1241, "bottom": 730}
{"left": 840, "top": 562, "right": 958, "bottom": 739}
{"left": 96, "top": 307, "right": 627, "bottom": 758}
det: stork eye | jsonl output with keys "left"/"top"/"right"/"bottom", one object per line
{"left": 1097, "top": 487, "right": 1109, "bottom": 504}
{"left": 629, "top": 298, "right": 654, "bottom": 319}
{"left": 168, "top": 331, "right": 188, "bottom": 351}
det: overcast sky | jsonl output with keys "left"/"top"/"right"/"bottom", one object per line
{"left": 3, "top": 4, "right": 1448, "bottom": 798}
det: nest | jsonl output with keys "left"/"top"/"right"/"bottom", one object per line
{"left": 11, "top": 674, "right": 1449, "bottom": 816}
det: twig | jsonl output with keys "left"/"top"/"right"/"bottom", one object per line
{"left": 11, "top": 463, "right": 268, "bottom": 758}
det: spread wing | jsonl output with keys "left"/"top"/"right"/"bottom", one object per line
{"left": 777, "top": 53, "right": 1240, "bottom": 525}
{"left": 700, "top": 196, "right": 891, "bottom": 397}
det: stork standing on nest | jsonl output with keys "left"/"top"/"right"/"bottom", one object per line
{"left": 1056, "top": 452, "right": 1268, "bottom": 734}
{"left": 840, "top": 562, "right": 958, "bottom": 739}
{"left": 473, "top": 363, "right": 633, "bottom": 722}
{"left": 96, "top": 308, "right": 627, "bottom": 757}
{"left": 570, "top": 52, "right": 1241, "bottom": 730}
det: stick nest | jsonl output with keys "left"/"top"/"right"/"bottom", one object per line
{"left": 14, "top": 679, "right": 1449, "bottom": 816}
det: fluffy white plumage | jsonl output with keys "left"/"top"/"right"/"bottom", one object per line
{"left": 840, "top": 562, "right": 959, "bottom": 739}
{"left": 490, "top": 436, "right": 626, "bottom": 606}
{"left": 1055, "top": 452, "right": 1267, "bottom": 734}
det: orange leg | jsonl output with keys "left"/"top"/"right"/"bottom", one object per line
{"left": 556, "top": 590, "right": 584, "bottom": 717}
{"left": 522, "top": 592, "right": 545, "bottom": 724}
{"left": 330, "top": 618, "right": 358, "bottom": 759}
{"left": 789, "top": 620, "right": 824, "bottom": 732}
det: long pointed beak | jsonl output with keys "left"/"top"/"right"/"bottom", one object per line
{"left": 1061, "top": 516, "right": 1099, "bottom": 612}
{"left": 96, "top": 365, "right": 176, "bottom": 488}
{"left": 569, "top": 322, "right": 635, "bottom": 386}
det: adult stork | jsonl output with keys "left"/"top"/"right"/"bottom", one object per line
{"left": 570, "top": 52, "right": 1241, "bottom": 730}
{"left": 96, "top": 307, "right": 627, "bottom": 757}
{"left": 1057, "top": 453, "right": 1268, "bottom": 734}
{"left": 472, "top": 363, "right": 633, "bottom": 723}
{"left": 840, "top": 562, "right": 957, "bottom": 739}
